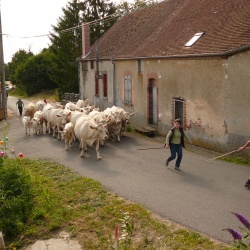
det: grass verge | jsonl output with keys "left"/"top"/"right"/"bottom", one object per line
{"left": 3, "top": 158, "right": 235, "bottom": 250}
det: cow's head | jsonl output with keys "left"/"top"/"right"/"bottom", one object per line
{"left": 90, "top": 123, "right": 108, "bottom": 141}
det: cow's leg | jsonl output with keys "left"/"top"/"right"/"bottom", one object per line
{"left": 44, "top": 120, "right": 48, "bottom": 133}
{"left": 48, "top": 122, "right": 52, "bottom": 135}
{"left": 52, "top": 126, "right": 56, "bottom": 138}
{"left": 84, "top": 143, "right": 88, "bottom": 152}
{"left": 100, "top": 139, "right": 105, "bottom": 147}
{"left": 57, "top": 126, "right": 61, "bottom": 140}
{"left": 117, "top": 134, "right": 121, "bottom": 142}
{"left": 65, "top": 140, "right": 69, "bottom": 151}
{"left": 80, "top": 139, "right": 85, "bottom": 158}
{"left": 69, "top": 137, "right": 73, "bottom": 148}
{"left": 95, "top": 140, "right": 102, "bottom": 160}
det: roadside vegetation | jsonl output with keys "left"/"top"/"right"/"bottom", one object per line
{"left": 221, "top": 156, "right": 250, "bottom": 166}
{"left": 0, "top": 157, "right": 235, "bottom": 250}
{"left": 3, "top": 92, "right": 245, "bottom": 249}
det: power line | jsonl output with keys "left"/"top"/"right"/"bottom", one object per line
{"left": 1, "top": 2, "right": 156, "bottom": 39}
{"left": 1, "top": 12, "right": 121, "bottom": 39}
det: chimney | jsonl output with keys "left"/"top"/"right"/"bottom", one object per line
{"left": 82, "top": 22, "right": 90, "bottom": 58}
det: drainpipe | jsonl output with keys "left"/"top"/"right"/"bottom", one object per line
{"left": 111, "top": 58, "right": 116, "bottom": 105}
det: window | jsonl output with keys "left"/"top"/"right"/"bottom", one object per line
{"left": 124, "top": 75, "right": 132, "bottom": 104}
{"left": 138, "top": 59, "right": 143, "bottom": 73}
{"left": 90, "top": 60, "right": 94, "bottom": 69}
{"left": 173, "top": 97, "right": 185, "bottom": 127}
{"left": 103, "top": 73, "right": 107, "bottom": 97}
{"left": 184, "top": 32, "right": 205, "bottom": 47}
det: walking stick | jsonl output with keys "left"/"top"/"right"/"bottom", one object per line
{"left": 207, "top": 147, "right": 249, "bottom": 162}
{"left": 137, "top": 144, "right": 166, "bottom": 150}
{"left": 137, "top": 146, "right": 164, "bottom": 150}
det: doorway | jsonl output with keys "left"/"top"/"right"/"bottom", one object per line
{"left": 148, "top": 78, "right": 158, "bottom": 125}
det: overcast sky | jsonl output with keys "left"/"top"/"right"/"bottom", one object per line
{"left": 1, "top": 0, "right": 75, "bottom": 63}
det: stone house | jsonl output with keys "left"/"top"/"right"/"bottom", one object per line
{"left": 78, "top": 0, "right": 250, "bottom": 154}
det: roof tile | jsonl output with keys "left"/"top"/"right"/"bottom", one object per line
{"left": 87, "top": 0, "right": 250, "bottom": 59}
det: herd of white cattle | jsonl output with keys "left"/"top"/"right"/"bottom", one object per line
{"left": 21, "top": 99, "right": 134, "bottom": 160}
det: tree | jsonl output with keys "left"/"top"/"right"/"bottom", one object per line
{"left": 80, "top": 0, "right": 117, "bottom": 45}
{"left": 4, "top": 64, "right": 9, "bottom": 81}
{"left": 49, "top": 0, "right": 117, "bottom": 96}
{"left": 15, "top": 49, "right": 56, "bottom": 96}
{"left": 49, "top": 0, "right": 84, "bottom": 95}
{"left": 115, "top": 0, "right": 158, "bottom": 16}
{"left": 7, "top": 49, "right": 34, "bottom": 85}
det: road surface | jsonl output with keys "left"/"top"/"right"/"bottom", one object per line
{"left": 5, "top": 96, "right": 250, "bottom": 244}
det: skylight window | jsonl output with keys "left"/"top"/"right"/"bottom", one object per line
{"left": 184, "top": 32, "right": 205, "bottom": 47}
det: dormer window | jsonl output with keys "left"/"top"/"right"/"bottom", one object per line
{"left": 184, "top": 32, "right": 205, "bottom": 47}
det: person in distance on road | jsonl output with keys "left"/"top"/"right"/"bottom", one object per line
{"left": 16, "top": 98, "right": 24, "bottom": 116}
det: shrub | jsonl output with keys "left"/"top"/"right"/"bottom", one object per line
{"left": 0, "top": 159, "right": 34, "bottom": 237}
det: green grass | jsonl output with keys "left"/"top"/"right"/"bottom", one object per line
{"left": 3, "top": 158, "right": 235, "bottom": 250}
{"left": 220, "top": 156, "right": 250, "bottom": 166}
{"left": 9, "top": 88, "right": 60, "bottom": 103}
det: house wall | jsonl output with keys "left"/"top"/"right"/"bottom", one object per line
{"left": 223, "top": 50, "right": 250, "bottom": 152}
{"left": 79, "top": 50, "right": 250, "bottom": 154}
{"left": 80, "top": 60, "right": 115, "bottom": 110}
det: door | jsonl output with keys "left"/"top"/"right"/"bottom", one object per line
{"left": 148, "top": 78, "right": 158, "bottom": 125}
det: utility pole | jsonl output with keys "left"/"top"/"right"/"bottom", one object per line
{"left": 0, "top": 3, "right": 6, "bottom": 119}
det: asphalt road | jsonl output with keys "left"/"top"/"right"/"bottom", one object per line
{"left": 5, "top": 96, "right": 250, "bottom": 244}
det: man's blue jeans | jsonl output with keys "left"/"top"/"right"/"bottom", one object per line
{"left": 167, "top": 143, "right": 183, "bottom": 168}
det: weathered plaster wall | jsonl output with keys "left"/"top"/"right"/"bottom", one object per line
{"left": 223, "top": 50, "right": 250, "bottom": 151}
{"left": 79, "top": 49, "right": 250, "bottom": 154}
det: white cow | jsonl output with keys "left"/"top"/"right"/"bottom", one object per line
{"left": 33, "top": 110, "right": 44, "bottom": 134}
{"left": 65, "top": 102, "right": 77, "bottom": 111}
{"left": 60, "top": 122, "right": 74, "bottom": 151}
{"left": 79, "top": 105, "right": 96, "bottom": 114}
{"left": 103, "top": 107, "right": 122, "bottom": 141}
{"left": 32, "top": 117, "right": 42, "bottom": 135}
{"left": 76, "top": 99, "right": 89, "bottom": 109}
{"left": 35, "top": 100, "right": 46, "bottom": 111}
{"left": 70, "top": 111, "right": 87, "bottom": 127}
{"left": 88, "top": 110, "right": 107, "bottom": 124}
{"left": 42, "top": 104, "right": 56, "bottom": 133}
{"left": 69, "top": 111, "right": 88, "bottom": 141}
{"left": 22, "top": 115, "right": 32, "bottom": 136}
{"left": 47, "top": 109, "right": 71, "bottom": 139}
{"left": 110, "top": 106, "right": 134, "bottom": 136}
{"left": 23, "top": 102, "right": 36, "bottom": 118}
{"left": 89, "top": 110, "right": 110, "bottom": 146}
{"left": 74, "top": 116, "right": 108, "bottom": 160}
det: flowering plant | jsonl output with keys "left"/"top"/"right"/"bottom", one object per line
{"left": 223, "top": 212, "right": 250, "bottom": 249}
{"left": 0, "top": 120, "right": 23, "bottom": 162}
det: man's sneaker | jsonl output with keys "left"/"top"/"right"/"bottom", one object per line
{"left": 244, "top": 179, "right": 250, "bottom": 188}
{"left": 175, "top": 166, "right": 181, "bottom": 171}
{"left": 166, "top": 161, "right": 169, "bottom": 166}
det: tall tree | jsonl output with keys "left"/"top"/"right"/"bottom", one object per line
{"left": 15, "top": 49, "right": 56, "bottom": 96}
{"left": 49, "top": 0, "right": 117, "bottom": 95}
{"left": 81, "top": 0, "right": 117, "bottom": 45}
{"left": 8, "top": 49, "right": 33, "bottom": 85}
{"left": 49, "top": 0, "right": 81, "bottom": 95}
